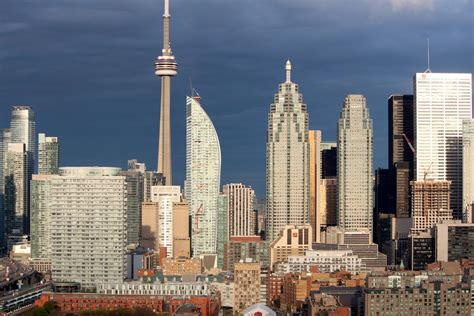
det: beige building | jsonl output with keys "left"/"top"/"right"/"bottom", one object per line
{"left": 319, "top": 178, "right": 337, "bottom": 242}
{"left": 309, "top": 130, "right": 321, "bottom": 243}
{"left": 140, "top": 202, "right": 160, "bottom": 250}
{"left": 172, "top": 201, "right": 191, "bottom": 258}
{"left": 411, "top": 180, "right": 452, "bottom": 233}
{"left": 234, "top": 261, "right": 261, "bottom": 313}
{"left": 224, "top": 183, "right": 255, "bottom": 237}
{"left": 161, "top": 257, "right": 202, "bottom": 276}
{"left": 269, "top": 225, "right": 312, "bottom": 270}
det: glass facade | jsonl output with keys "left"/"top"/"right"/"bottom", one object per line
{"left": 185, "top": 96, "right": 221, "bottom": 256}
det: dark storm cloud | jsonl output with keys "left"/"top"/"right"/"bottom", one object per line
{"left": 1, "top": 0, "right": 472, "bottom": 195}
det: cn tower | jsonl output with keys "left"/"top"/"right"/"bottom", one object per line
{"left": 155, "top": 0, "right": 177, "bottom": 185}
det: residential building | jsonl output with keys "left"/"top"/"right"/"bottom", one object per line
{"left": 224, "top": 236, "right": 267, "bottom": 271}
{"left": 216, "top": 193, "right": 228, "bottom": 268}
{"left": 161, "top": 257, "right": 202, "bottom": 276}
{"left": 269, "top": 225, "right": 312, "bottom": 269}
{"left": 121, "top": 170, "right": 144, "bottom": 247}
{"left": 463, "top": 119, "right": 474, "bottom": 223}
{"left": 224, "top": 183, "right": 255, "bottom": 237}
{"left": 140, "top": 202, "right": 159, "bottom": 251}
{"left": 414, "top": 72, "right": 472, "bottom": 219}
{"left": 266, "top": 61, "right": 309, "bottom": 243}
{"left": 38, "top": 134, "right": 59, "bottom": 175}
{"left": 172, "top": 201, "right": 190, "bottom": 258}
{"left": 30, "top": 167, "right": 127, "bottom": 289}
{"left": 185, "top": 95, "right": 221, "bottom": 256}
{"left": 234, "top": 261, "right": 261, "bottom": 313}
{"left": 337, "top": 94, "right": 373, "bottom": 233}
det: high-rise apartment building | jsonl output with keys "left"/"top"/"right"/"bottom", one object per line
{"left": 140, "top": 202, "right": 160, "bottom": 250}
{"left": 216, "top": 193, "right": 228, "bottom": 269}
{"left": 185, "top": 95, "right": 221, "bottom": 256}
{"left": 266, "top": 61, "right": 309, "bottom": 243}
{"left": 309, "top": 130, "right": 321, "bottom": 242}
{"left": 121, "top": 171, "right": 144, "bottom": 246}
{"left": 38, "top": 134, "right": 59, "bottom": 175}
{"left": 155, "top": 0, "right": 178, "bottom": 185}
{"left": 172, "top": 201, "right": 190, "bottom": 258}
{"left": 234, "top": 261, "right": 261, "bottom": 313}
{"left": 414, "top": 73, "right": 472, "bottom": 219}
{"left": 337, "top": 95, "right": 373, "bottom": 233}
{"left": 224, "top": 183, "right": 255, "bottom": 237}
{"left": 151, "top": 185, "right": 181, "bottom": 257}
{"left": 5, "top": 143, "right": 27, "bottom": 236}
{"left": 463, "top": 119, "right": 474, "bottom": 223}
{"left": 30, "top": 167, "right": 127, "bottom": 289}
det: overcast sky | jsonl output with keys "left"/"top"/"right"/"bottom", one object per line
{"left": 0, "top": 0, "right": 472, "bottom": 196}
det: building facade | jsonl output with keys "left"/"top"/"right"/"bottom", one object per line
{"left": 266, "top": 61, "right": 309, "bottom": 243}
{"left": 224, "top": 183, "right": 255, "bottom": 237}
{"left": 337, "top": 94, "right": 373, "bottom": 233}
{"left": 414, "top": 72, "right": 472, "bottom": 219}
{"left": 38, "top": 133, "right": 59, "bottom": 175}
{"left": 234, "top": 262, "right": 261, "bottom": 313}
{"left": 463, "top": 119, "right": 474, "bottom": 223}
{"left": 309, "top": 130, "right": 321, "bottom": 242}
{"left": 224, "top": 236, "right": 267, "bottom": 271}
{"left": 435, "top": 222, "right": 474, "bottom": 262}
{"left": 269, "top": 225, "right": 312, "bottom": 270}
{"left": 216, "top": 193, "right": 228, "bottom": 268}
{"left": 185, "top": 95, "right": 221, "bottom": 256}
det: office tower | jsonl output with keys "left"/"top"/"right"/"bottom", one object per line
{"left": 414, "top": 73, "right": 472, "bottom": 219}
{"left": 309, "top": 130, "right": 321, "bottom": 242}
{"left": 30, "top": 167, "right": 127, "bottom": 289}
{"left": 140, "top": 202, "right": 160, "bottom": 250}
{"left": 121, "top": 170, "right": 144, "bottom": 247}
{"left": 216, "top": 193, "right": 228, "bottom": 268}
{"left": 155, "top": 0, "right": 178, "bottom": 185}
{"left": 151, "top": 185, "right": 181, "bottom": 257}
{"left": 185, "top": 95, "right": 221, "bottom": 256}
{"left": 320, "top": 142, "right": 337, "bottom": 179}
{"left": 463, "top": 119, "right": 474, "bottom": 223}
{"left": 266, "top": 61, "right": 309, "bottom": 243}
{"left": 410, "top": 180, "right": 452, "bottom": 233}
{"left": 172, "top": 200, "right": 190, "bottom": 258}
{"left": 5, "top": 143, "right": 27, "bottom": 236}
{"left": 374, "top": 168, "right": 395, "bottom": 214}
{"left": 394, "top": 161, "right": 410, "bottom": 218}
{"left": 223, "top": 183, "right": 255, "bottom": 237}
{"left": 319, "top": 178, "right": 337, "bottom": 243}
{"left": 9, "top": 106, "right": 35, "bottom": 235}
{"left": 38, "top": 134, "right": 59, "bottom": 175}
{"left": 388, "top": 95, "right": 414, "bottom": 168}
{"left": 337, "top": 95, "right": 373, "bottom": 233}
{"left": 234, "top": 261, "right": 261, "bottom": 313}
{"left": 435, "top": 222, "right": 474, "bottom": 262}
{"left": 269, "top": 225, "right": 312, "bottom": 269}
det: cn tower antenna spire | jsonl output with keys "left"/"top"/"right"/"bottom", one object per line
{"left": 155, "top": 0, "right": 178, "bottom": 185}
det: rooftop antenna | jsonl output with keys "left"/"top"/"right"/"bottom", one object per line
{"left": 425, "top": 38, "right": 431, "bottom": 73}
{"left": 189, "top": 76, "right": 200, "bottom": 100}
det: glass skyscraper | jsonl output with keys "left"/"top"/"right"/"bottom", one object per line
{"left": 265, "top": 61, "right": 309, "bottom": 243}
{"left": 414, "top": 73, "right": 472, "bottom": 219}
{"left": 337, "top": 94, "right": 373, "bottom": 234}
{"left": 185, "top": 95, "right": 221, "bottom": 256}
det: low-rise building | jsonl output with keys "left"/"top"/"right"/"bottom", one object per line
{"left": 269, "top": 225, "right": 312, "bottom": 270}
{"left": 161, "top": 257, "right": 202, "bottom": 276}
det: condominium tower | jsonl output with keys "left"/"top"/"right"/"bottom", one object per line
{"left": 185, "top": 95, "right": 221, "bottom": 256}
{"left": 337, "top": 94, "right": 373, "bottom": 233}
{"left": 155, "top": 0, "right": 178, "bottom": 185}
{"left": 224, "top": 183, "right": 255, "bottom": 237}
{"left": 463, "top": 119, "right": 474, "bottom": 223}
{"left": 38, "top": 134, "right": 59, "bottom": 175}
{"left": 30, "top": 167, "right": 127, "bottom": 289}
{"left": 266, "top": 61, "right": 309, "bottom": 243}
{"left": 414, "top": 72, "right": 472, "bottom": 219}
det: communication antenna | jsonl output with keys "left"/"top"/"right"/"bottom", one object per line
{"left": 425, "top": 38, "right": 431, "bottom": 73}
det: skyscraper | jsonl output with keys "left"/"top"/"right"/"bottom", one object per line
{"left": 5, "top": 143, "right": 27, "bottom": 236}
{"left": 185, "top": 95, "right": 221, "bottom": 256}
{"left": 337, "top": 94, "right": 373, "bottom": 234}
{"left": 388, "top": 95, "right": 414, "bottom": 168}
{"left": 121, "top": 170, "right": 144, "bottom": 247}
{"left": 462, "top": 119, "right": 474, "bottom": 223}
{"left": 31, "top": 167, "right": 127, "bottom": 289}
{"left": 216, "top": 193, "right": 228, "bottom": 268}
{"left": 38, "top": 133, "right": 59, "bottom": 175}
{"left": 308, "top": 130, "right": 321, "bottom": 242}
{"left": 0, "top": 129, "right": 10, "bottom": 249}
{"left": 224, "top": 183, "right": 256, "bottom": 237}
{"left": 414, "top": 72, "right": 472, "bottom": 219}
{"left": 266, "top": 61, "right": 309, "bottom": 243}
{"left": 155, "top": 0, "right": 178, "bottom": 185}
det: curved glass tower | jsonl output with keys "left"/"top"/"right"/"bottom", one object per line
{"left": 185, "top": 96, "right": 221, "bottom": 256}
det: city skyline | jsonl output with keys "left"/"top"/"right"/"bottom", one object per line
{"left": 0, "top": 0, "right": 472, "bottom": 196}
